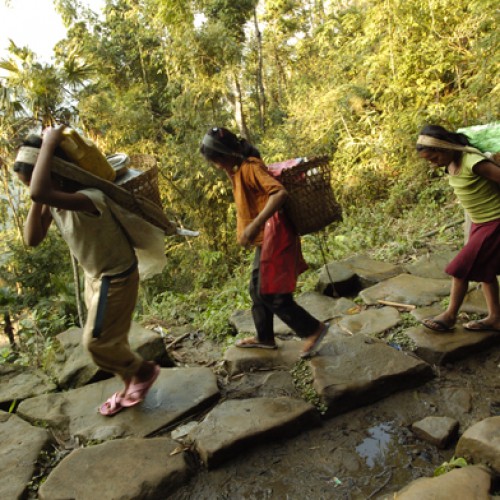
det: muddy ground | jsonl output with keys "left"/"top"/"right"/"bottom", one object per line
{"left": 168, "top": 333, "right": 500, "bottom": 499}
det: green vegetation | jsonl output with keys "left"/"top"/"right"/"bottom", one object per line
{"left": 0, "top": 0, "right": 498, "bottom": 364}
{"left": 291, "top": 360, "right": 328, "bottom": 414}
{"left": 378, "top": 312, "right": 419, "bottom": 351}
{"left": 433, "top": 456, "right": 468, "bottom": 476}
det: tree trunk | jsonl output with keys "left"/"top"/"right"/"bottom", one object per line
{"left": 253, "top": 8, "right": 266, "bottom": 131}
{"left": 232, "top": 75, "right": 251, "bottom": 141}
{"left": 4, "top": 312, "right": 17, "bottom": 350}
{"left": 0, "top": 162, "right": 25, "bottom": 244}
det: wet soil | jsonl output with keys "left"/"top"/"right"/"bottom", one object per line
{"left": 169, "top": 335, "right": 500, "bottom": 499}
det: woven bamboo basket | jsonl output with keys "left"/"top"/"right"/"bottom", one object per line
{"left": 119, "top": 154, "right": 162, "bottom": 209}
{"left": 50, "top": 155, "right": 177, "bottom": 234}
{"left": 278, "top": 156, "right": 342, "bottom": 235}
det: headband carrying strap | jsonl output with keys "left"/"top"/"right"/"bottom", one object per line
{"left": 15, "top": 146, "right": 41, "bottom": 165}
{"left": 202, "top": 134, "right": 243, "bottom": 159}
{"left": 14, "top": 146, "right": 176, "bottom": 235}
{"left": 416, "top": 135, "right": 489, "bottom": 157}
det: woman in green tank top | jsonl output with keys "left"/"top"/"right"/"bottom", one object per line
{"left": 416, "top": 125, "right": 500, "bottom": 333}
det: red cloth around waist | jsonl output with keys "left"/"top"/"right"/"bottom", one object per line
{"left": 259, "top": 211, "right": 308, "bottom": 294}
{"left": 445, "top": 217, "right": 500, "bottom": 282}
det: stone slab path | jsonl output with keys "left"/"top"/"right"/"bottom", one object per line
{"left": 188, "top": 397, "right": 320, "bottom": 468}
{"left": 0, "top": 411, "right": 51, "bottom": 500}
{"left": 0, "top": 365, "right": 56, "bottom": 410}
{"left": 1, "top": 252, "right": 499, "bottom": 499}
{"left": 17, "top": 367, "right": 220, "bottom": 442}
{"left": 38, "top": 437, "right": 192, "bottom": 500}
{"left": 309, "top": 332, "right": 434, "bottom": 416}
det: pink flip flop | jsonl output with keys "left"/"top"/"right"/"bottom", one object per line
{"left": 99, "top": 392, "right": 124, "bottom": 416}
{"left": 121, "top": 364, "right": 161, "bottom": 408}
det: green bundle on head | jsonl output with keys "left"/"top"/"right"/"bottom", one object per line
{"left": 457, "top": 122, "right": 500, "bottom": 153}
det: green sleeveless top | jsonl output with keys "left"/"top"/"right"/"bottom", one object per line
{"left": 448, "top": 152, "right": 500, "bottom": 223}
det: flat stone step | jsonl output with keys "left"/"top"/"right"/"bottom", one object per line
{"left": 0, "top": 365, "right": 57, "bottom": 410}
{"left": 403, "top": 250, "right": 457, "bottom": 280}
{"left": 359, "top": 273, "right": 450, "bottom": 307}
{"left": 224, "top": 339, "right": 303, "bottom": 375}
{"left": 16, "top": 367, "right": 220, "bottom": 442}
{"left": 39, "top": 437, "right": 192, "bottom": 500}
{"left": 393, "top": 464, "right": 492, "bottom": 499}
{"left": 0, "top": 411, "right": 51, "bottom": 500}
{"left": 310, "top": 334, "right": 434, "bottom": 417}
{"left": 316, "top": 261, "right": 359, "bottom": 296}
{"left": 188, "top": 397, "right": 320, "bottom": 468}
{"left": 404, "top": 325, "right": 500, "bottom": 365}
{"left": 340, "top": 253, "right": 403, "bottom": 286}
{"left": 411, "top": 416, "right": 459, "bottom": 449}
{"left": 456, "top": 416, "right": 500, "bottom": 475}
{"left": 337, "top": 305, "right": 401, "bottom": 336}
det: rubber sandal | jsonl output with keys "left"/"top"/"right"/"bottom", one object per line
{"left": 421, "top": 318, "right": 455, "bottom": 333}
{"left": 235, "top": 338, "right": 278, "bottom": 349}
{"left": 300, "top": 322, "right": 330, "bottom": 359}
{"left": 99, "top": 392, "right": 124, "bottom": 416}
{"left": 121, "top": 364, "right": 161, "bottom": 407}
{"left": 464, "top": 320, "right": 500, "bottom": 333}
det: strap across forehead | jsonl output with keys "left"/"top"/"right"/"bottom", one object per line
{"left": 416, "top": 135, "right": 483, "bottom": 155}
{"left": 14, "top": 146, "right": 40, "bottom": 165}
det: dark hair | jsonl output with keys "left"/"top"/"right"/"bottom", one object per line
{"left": 416, "top": 125, "right": 472, "bottom": 152}
{"left": 13, "top": 134, "right": 70, "bottom": 176}
{"left": 200, "top": 127, "right": 261, "bottom": 163}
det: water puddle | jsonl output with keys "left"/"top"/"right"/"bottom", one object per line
{"left": 355, "top": 422, "right": 394, "bottom": 468}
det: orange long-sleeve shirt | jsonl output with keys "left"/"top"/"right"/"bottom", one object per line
{"left": 230, "top": 157, "right": 285, "bottom": 246}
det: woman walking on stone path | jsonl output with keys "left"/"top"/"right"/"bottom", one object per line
{"left": 416, "top": 124, "right": 500, "bottom": 333}
{"left": 200, "top": 127, "right": 329, "bottom": 357}
{"left": 13, "top": 124, "right": 160, "bottom": 416}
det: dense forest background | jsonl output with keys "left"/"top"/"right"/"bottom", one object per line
{"left": 0, "top": 0, "right": 498, "bottom": 365}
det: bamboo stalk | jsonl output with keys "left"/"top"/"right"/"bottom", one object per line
{"left": 377, "top": 300, "right": 416, "bottom": 311}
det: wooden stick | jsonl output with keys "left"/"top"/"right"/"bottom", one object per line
{"left": 377, "top": 300, "right": 416, "bottom": 311}
{"left": 420, "top": 218, "right": 464, "bottom": 238}
{"left": 166, "top": 331, "right": 192, "bottom": 349}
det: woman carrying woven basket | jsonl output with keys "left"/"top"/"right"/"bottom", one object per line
{"left": 416, "top": 125, "right": 500, "bottom": 333}
{"left": 200, "top": 127, "right": 329, "bottom": 357}
{"left": 13, "top": 125, "right": 161, "bottom": 416}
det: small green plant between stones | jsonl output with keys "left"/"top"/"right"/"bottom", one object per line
{"left": 374, "top": 312, "right": 418, "bottom": 351}
{"left": 291, "top": 360, "right": 328, "bottom": 415}
{"left": 28, "top": 446, "right": 72, "bottom": 494}
{"left": 433, "top": 456, "right": 468, "bottom": 476}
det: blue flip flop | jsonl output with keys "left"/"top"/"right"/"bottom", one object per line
{"left": 300, "top": 322, "right": 330, "bottom": 358}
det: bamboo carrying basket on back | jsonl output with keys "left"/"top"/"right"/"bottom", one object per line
{"left": 50, "top": 154, "right": 176, "bottom": 235}
{"left": 119, "top": 154, "right": 163, "bottom": 209}
{"left": 276, "top": 156, "right": 342, "bottom": 235}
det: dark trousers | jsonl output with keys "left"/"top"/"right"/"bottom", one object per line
{"left": 249, "top": 248, "right": 319, "bottom": 343}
